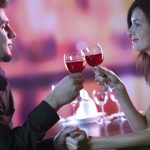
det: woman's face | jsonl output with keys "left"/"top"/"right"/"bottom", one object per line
{"left": 128, "top": 7, "right": 150, "bottom": 55}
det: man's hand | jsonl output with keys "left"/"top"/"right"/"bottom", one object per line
{"left": 44, "top": 73, "right": 84, "bottom": 110}
{"left": 53, "top": 126, "right": 78, "bottom": 150}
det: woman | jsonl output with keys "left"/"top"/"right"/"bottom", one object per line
{"left": 66, "top": 0, "right": 150, "bottom": 149}
{"left": 94, "top": 0, "right": 150, "bottom": 132}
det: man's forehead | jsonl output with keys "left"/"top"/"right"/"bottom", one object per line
{"left": 0, "top": 9, "right": 9, "bottom": 23}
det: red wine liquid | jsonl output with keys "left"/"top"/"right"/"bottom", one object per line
{"left": 65, "top": 60, "right": 85, "bottom": 73}
{"left": 85, "top": 53, "right": 103, "bottom": 67}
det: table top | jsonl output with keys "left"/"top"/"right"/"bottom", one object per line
{"left": 45, "top": 113, "right": 133, "bottom": 138}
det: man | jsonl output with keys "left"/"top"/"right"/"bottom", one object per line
{"left": 0, "top": 0, "right": 87, "bottom": 149}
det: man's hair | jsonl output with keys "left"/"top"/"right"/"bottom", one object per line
{"left": 0, "top": 0, "right": 9, "bottom": 8}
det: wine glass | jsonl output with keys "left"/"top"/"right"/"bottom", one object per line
{"left": 93, "top": 89, "right": 110, "bottom": 125}
{"left": 81, "top": 43, "right": 103, "bottom": 68}
{"left": 64, "top": 52, "right": 86, "bottom": 115}
{"left": 64, "top": 52, "right": 86, "bottom": 73}
{"left": 81, "top": 43, "right": 110, "bottom": 91}
{"left": 109, "top": 89, "right": 126, "bottom": 123}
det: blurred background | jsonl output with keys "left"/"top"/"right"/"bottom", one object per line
{"left": 2, "top": 0, "right": 149, "bottom": 135}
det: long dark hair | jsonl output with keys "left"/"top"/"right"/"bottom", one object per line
{"left": 127, "top": 0, "right": 150, "bottom": 85}
{"left": 127, "top": 0, "right": 150, "bottom": 28}
{"left": 137, "top": 52, "right": 150, "bottom": 84}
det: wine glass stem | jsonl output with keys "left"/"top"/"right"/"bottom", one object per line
{"left": 101, "top": 104, "right": 105, "bottom": 113}
{"left": 101, "top": 103, "right": 105, "bottom": 121}
{"left": 116, "top": 102, "right": 121, "bottom": 114}
{"left": 116, "top": 101, "right": 124, "bottom": 122}
{"left": 72, "top": 104, "right": 76, "bottom": 116}
{"left": 94, "top": 66, "right": 111, "bottom": 91}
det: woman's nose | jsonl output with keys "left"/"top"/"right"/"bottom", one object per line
{"left": 127, "top": 26, "right": 134, "bottom": 38}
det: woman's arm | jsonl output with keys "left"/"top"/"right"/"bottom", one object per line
{"left": 113, "top": 84, "right": 148, "bottom": 131}
{"left": 89, "top": 128, "right": 150, "bottom": 149}
{"left": 94, "top": 66, "right": 149, "bottom": 131}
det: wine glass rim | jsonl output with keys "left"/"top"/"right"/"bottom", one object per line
{"left": 64, "top": 52, "right": 84, "bottom": 61}
{"left": 64, "top": 52, "right": 83, "bottom": 55}
{"left": 93, "top": 89, "right": 108, "bottom": 94}
{"left": 81, "top": 45, "right": 103, "bottom": 55}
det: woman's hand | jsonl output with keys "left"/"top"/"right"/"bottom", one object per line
{"left": 66, "top": 129, "right": 90, "bottom": 150}
{"left": 53, "top": 127, "right": 89, "bottom": 150}
{"left": 93, "top": 66, "right": 124, "bottom": 90}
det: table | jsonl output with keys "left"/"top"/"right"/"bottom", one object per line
{"left": 45, "top": 114, "right": 133, "bottom": 138}
{"left": 46, "top": 115, "right": 150, "bottom": 150}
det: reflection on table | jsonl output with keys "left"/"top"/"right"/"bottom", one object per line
{"left": 45, "top": 113, "right": 133, "bottom": 138}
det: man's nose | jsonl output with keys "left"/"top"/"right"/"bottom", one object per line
{"left": 8, "top": 27, "right": 16, "bottom": 39}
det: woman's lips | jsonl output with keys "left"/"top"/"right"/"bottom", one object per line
{"left": 132, "top": 38, "right": 138, "bottom": 43}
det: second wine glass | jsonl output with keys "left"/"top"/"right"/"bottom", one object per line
{"left": 109, "top": 89, "right": 126, "bottom": 123}
{"left": 82, "top": 43, "right": 111, "bottom": 91}
{"left": 81, "top": 43, "right": 104, "bottom": 68}
{"left": 93, "top": 89, "right": 111, "bottom": 125}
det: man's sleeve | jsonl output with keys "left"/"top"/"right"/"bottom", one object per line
{"left": 35, "top": 138, "right": 55, "bottom": 150}
{"left": 6, "top": 101, "right": 60, "bottom": 150}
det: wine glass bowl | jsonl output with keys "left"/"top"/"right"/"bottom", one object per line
{"left": 64, "top": 52, "right": 86, "bottom": 73}
{"left": 81, "top": 43, "right": 104, "bottom": 67}
{"left": 93, "top": 89, "right": 108, "bottom": 107}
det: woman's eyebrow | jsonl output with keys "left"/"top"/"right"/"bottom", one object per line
{"left": 132, "top": 19, "right": 142, "bottom": 22}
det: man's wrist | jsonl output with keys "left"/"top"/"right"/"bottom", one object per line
{"left": 44, "top": 98, "right": 60, "bottom": 111}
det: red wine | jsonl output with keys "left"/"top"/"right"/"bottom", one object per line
{"left": 65, "top": 60, "right": 86, "bottom": 73}
{"left": 85, "top": 53, "right": 103, "bottom": 67}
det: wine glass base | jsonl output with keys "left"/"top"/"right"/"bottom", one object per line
{"left": 111, "top": 113, "right": 127, "bottom": 123}
{"left": 96, "top": 117, "right": 111, "bottom": 125}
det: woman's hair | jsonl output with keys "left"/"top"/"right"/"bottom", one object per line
{"left": 137, "top": 52, "right": 150, "bottom": 84}
{"left": 127, "top": 0, "right": 150, "bottom": 29}
{"left": 127, "top": 0, "right": 150, "bottom": 85}
{"left": 0, "top": 0, "right": 9, "bottom": 8}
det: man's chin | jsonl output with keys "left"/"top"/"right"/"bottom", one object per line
{"left": 1, "top": 56, "right": 12, "bottom": 62}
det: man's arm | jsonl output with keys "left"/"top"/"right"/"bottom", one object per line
{"left": 5, "top": 101, "right": 59, "bottom": 150}
{"left": 35, "top": 138, "right": 54, "bottom": 150}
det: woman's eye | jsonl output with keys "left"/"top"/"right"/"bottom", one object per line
{"left": 134, "top": 23, "right": 141, "bottom": 27}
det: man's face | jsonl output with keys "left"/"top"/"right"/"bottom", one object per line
{"left": 0, "top": 9, "right": 15, "bottom": 62}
